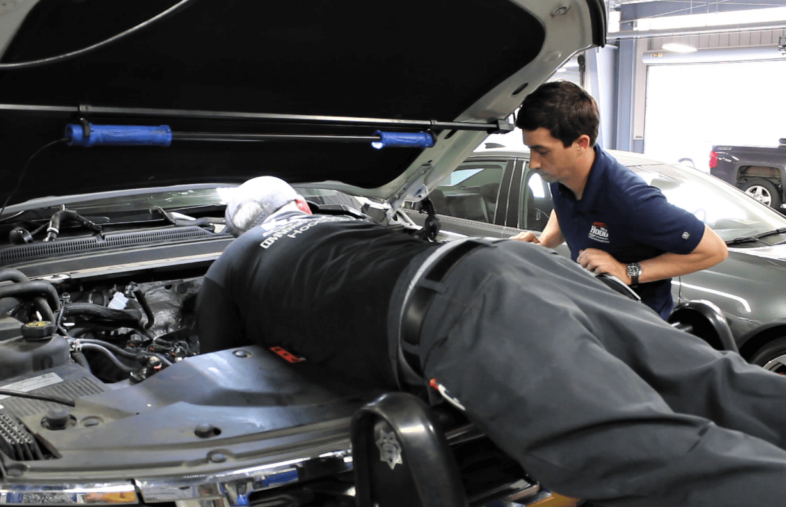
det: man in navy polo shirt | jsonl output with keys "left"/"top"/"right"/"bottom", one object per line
{"left": 512, "top": 81, "right": 727, "bottom": 319}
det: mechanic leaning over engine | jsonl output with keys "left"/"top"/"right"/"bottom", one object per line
{"left": 511, "top": 81, "right": 728, "bottom": 319}
{"left": 197, "top": 175, "right": 786, "bottom": 507}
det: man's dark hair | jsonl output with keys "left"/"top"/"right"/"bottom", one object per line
{"left": 516, "top": 81, "right": 599, "bottom": 147}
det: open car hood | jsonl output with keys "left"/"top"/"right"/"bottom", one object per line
{"left": 0, "top": 0, "right": 604, "bottom": 210}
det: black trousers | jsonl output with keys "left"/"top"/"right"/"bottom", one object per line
{"left": 417, "top": 240, "right": 786, "bottom": 507}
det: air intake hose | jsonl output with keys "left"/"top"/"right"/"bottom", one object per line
{"left": 63, "top": 303, "right": 142, "bottom": 324}
{"left": 0, "top": 281, "right": 60, "bottom": 312}
{"left": 79, "top": 343, "right": 137, "bottom": 373}
{"left": 0, "top": 268, "right": 55, "bottom": 322}
{"left": 78, "top": 338, "right": 172, "bottom": 366}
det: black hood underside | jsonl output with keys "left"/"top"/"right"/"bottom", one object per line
{"left": 0, "top": 0, "right": 545, "bottom": 205}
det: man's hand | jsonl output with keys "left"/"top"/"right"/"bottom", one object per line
{"left": 577, "top": 248, "right": 629, "bottom": 282}
{"left": 511, "top": 231, "right": 541, "bottom": 244}
{"left": 511, "top": 210, "right": 564, "bottom": 248}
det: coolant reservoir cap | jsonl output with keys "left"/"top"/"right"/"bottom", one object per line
{"left": 21, "top": 321, "right": 56, "bottom": 341}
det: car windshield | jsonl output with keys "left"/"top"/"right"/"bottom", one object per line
{"left": 632, "top": 164, "right": 786, "bottom": 243}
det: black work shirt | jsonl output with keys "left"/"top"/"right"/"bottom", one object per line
{"left": 197, "top": 211, "right": 436, "bottom": 387}
{"left": 551, "top": 146, "right": 705, "bottom": 319}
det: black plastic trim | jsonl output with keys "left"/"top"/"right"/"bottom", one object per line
{"left": 0, "top": 226, "right": 219, "bottom": 266}
{"left": 669, "top": 300, "right": 738, "bottom": 353}
{"left": 586, "top": 0, "right": 608, "bottom": 48}
{"left": 507, "top": 163, "right": 523, "bottom": 228}
{"left": 495, "top": 160, "right": 516, "bottom": 227}
{"left": 15, "top": 236, "right": 232, "bottom": 279}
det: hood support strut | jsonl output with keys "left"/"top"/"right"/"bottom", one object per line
{"left": 0, "top": 104, "right": 514, "bottom": 134}
{"left": 76, "top": 104, "right": 515, "bottom": 134}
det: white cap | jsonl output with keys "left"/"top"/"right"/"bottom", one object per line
{"left": 224, "top": 176, "right": 299, "bottom": 237}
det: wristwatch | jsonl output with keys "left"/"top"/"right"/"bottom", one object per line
{"left": 626, "top": 262, "right": 642, "bottom": 287}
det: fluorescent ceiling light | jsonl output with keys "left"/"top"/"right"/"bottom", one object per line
{"left": 631, "top": 6, "right": 786, "bottom": 31}
{"left": 662, "top": 43, "right": 697, "bottom": 53}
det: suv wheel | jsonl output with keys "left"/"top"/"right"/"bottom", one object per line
{"left": 750, "top": 337, "right": 786, "bottom": 374}
{"left": 740, "top": 177, "right": 782, "bottom": 209}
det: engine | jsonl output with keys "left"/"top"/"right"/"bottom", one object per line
{"left": 0, "top": 268, "right": 203, "bottom": 384}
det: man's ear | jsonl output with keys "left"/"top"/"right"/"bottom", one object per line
{"left": 576, "top": 134, "right": 591, "bottom": 152}
{"left": 295, "top": 196, "right": 312, "bottom": 215}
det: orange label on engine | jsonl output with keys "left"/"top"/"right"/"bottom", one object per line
{"left": 270, "top": 346, "right": 304, "bottom": 363}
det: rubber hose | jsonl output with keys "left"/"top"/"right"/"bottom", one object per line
{"left": 80, "top": 343, "right": 137, "bottom": 373}
{"left": 72, "top": 351, "right": 92, "bottom": 374}
{"left": 63, "top": 303, "right": 142, "bottom": 323}
{"left": 0, "top": 281, "right": 60, "bottom": 312}
{"left": 0, "top": 268, "right": 29, "bottom": 284}
{"left": 0, "top": 297, "right": 22, "bottom": 316}
{"left": 31, "top": 301, "right": 55, "bottom": 322}
{"left": 78, "top": 338, "right": 173, "bottom": 366}
{"left": 132, "top": 289, "right": 155, "bottom": 329}
{"left": 0, "top": 269, "right": 55, "bottom": 321}
{"left": 67, "top": 324, "right": 125, "bottom": 337}
{"left": 78, "top": 338, "right": 145, "bottom": 359}
{"left": 45, "top": 210, "right": 101, "bottom": 242}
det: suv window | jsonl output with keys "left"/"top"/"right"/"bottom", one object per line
{"left": 520, "top": 165, "right": 554, "bottom": 232}
{"left": 432, "top": 162, "right": 506, "bottom": 223}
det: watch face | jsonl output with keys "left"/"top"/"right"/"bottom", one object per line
{"left": 627, "top": 263, "right": 641, "bottom": 277}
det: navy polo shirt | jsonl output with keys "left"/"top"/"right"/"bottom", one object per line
{"left": 550, "top": 146, "right": 705, "bottom": 319}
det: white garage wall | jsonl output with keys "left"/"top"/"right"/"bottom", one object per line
{"left": 644, "top": 60, "right": 786, "bottom": 172}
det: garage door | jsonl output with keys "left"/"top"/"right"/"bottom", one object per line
{"left": 644, "top": 60, "right": 786, "bottom": 172}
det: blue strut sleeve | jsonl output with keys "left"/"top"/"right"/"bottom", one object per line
{"left": 371, "top": 131, "right": 435, "bottom": 149}
{"left": 65, "top": 123, "right": 172, "bottom": 147}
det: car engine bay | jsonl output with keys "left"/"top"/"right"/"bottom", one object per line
{"left": 0, "top": 272, "right": 203, "bottom": 386}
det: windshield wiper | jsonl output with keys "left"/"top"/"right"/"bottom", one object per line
{"left": 150, "top": 206, "right": 224, "bottom": 230}
{"left": 757, "top": 227, "right": 786, "bottom": 240}
{"left": 726, "top": 236, "right": 762, "bottom": 246}
{"left": 727, "top": 228, "right": 786, "bottom": 246}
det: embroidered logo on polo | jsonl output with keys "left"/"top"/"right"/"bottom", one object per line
{"left": 588, "top": 222, "right": 610, "bottom": 243}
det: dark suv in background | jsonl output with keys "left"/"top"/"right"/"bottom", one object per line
{"left": 711, "top": 141, "right": 786, "bottom": 210}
